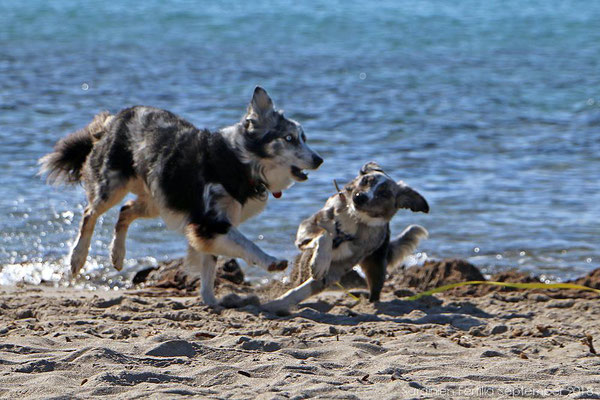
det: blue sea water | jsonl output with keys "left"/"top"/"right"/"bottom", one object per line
{"left": 1, "top": 1, "right": 599, "bottom": 288}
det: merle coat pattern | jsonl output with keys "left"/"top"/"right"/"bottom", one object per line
{"left": 40, "top": 87, "right": 323, "bottom": 305}
{"left": 264, "top": 162, "right": 429, "bottom": 313}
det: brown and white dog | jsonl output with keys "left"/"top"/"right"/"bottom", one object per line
{"left": 264, "top": 162, "right": 428, "bottom": 313}
{"left": 39, "top": 87, "right": 323, "bottom": 305}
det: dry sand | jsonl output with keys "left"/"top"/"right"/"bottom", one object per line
{"left": 1, "top": 261, "right": 600, "bottom": 399}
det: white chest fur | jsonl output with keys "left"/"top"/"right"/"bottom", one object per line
{"left": 332, "top": 241, "right": 354, "bottom": 261}
{"left": 240, "top": 197, "right": 268, "bottom": 224}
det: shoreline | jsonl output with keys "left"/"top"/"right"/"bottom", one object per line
{"left": 1, "top": 254, "right": 595, "bottom": 293}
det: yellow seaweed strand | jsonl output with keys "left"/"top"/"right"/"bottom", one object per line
{"left": 405, "top": 280, "right": 600, "bottom": 301}
{"left": 335, "top": 281, "right": 361, "bottom": 301}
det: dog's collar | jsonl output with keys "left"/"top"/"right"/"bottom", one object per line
{"left": 332, "top": 221, "right": 354, "bottom": 248}
{"left": 249, "top": 178, "right": 266, "bottom": 196}
{"left": 249, "top": 179, "right": 281, "bottom": 199}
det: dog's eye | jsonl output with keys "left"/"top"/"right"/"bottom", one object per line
{"left": 360, "top": 175, "right": 376, "bottom": 186}
{"left": 285, "top": 135, "right": 294, "bottom": 142}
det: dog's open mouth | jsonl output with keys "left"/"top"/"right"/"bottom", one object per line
{"left": 291, "top": 166, "right": 308, "bottom": 181}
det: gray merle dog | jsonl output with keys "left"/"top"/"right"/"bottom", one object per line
{"left": 39, "top": 87, "right": 323, "bottom": 305}
{"left": 264, "top": 162, "right": 428, "bottom": 313}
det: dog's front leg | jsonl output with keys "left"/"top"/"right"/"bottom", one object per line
{"left": 186, "top": 246, "right": 218, "bottom": 306}
{"left": 263, "top": 277, "right": 326, "bottom": 314}
{"left": 303, "top": 232, "right": 333, "bottom": 281}
{"left": 187, "top": 225, "right": 287, "bottom": 272}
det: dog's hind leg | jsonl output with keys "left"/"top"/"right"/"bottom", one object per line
{"left": 359, "top": 234, "right": 390, "bottom": 302}
{"left": 359, "top": 254, "right": 386, "bottom": 303}
{"left": 186, "top": 246, "right": 218, "bottom": 306}
{"left": 70, "top": 184, "right": 128, "bottom": 277}
{"left": 109, "top": 196, "right": 159, "bottom": 271}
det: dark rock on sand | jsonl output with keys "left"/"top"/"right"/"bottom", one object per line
{"left": 132, "top": 259, "right": 195, "bottom": 291}
{"left": 395, "top": 261, "right": 598, "bottom": 299}
{"left": 218, "top": 258, "right": 246, "bottom": 285}
{"left": 478, "top": 270, "right": 539, "bottom": 295}
{"left": 573, "top": 267, "right": 600, "bottom": 289}
{"left": 133, "top": 258, "right": 246, "bottom": 292}
{"left": 389, "top": 259, "right": 567, "bottom": 298}
{"left": 442, "top": 270, "right": 540, "bottom": 296}
{"left": 480, "top": 350, "right": 505, "bottom": 358}
{"left": 131, "top": 267, "right": 155, "bottom": 284}
{"left": 398, "top": 259, "right": 485, "bottom": 291}
{"left": 490, "top": 325, "right": 508, "bottom": 335}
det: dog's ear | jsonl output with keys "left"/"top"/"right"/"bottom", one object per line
{"left": 359, "top": 161, "right": 384, "bottom": 175}
{"left": 395, "top": 181, "right": 429, "bottom": 213}
{"left": 245, "top": 86, "right": 274, "bottom": 130}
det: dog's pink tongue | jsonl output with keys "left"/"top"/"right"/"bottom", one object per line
{"left": 272, "top": 192, "right": 282, "bottom": 199}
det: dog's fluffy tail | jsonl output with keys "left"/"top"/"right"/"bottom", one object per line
{"left": 38, "top": 112, "right": 113, "bottom": 185}
{"left": 387, "top": 224, "right": 428, "bottom": 268}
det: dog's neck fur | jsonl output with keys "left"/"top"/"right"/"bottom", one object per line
{"left": 329, "top": 194, "right": 389, "bottom": 228}
{"left": 321, "top": 193, "right": 390, "bottom": 265}
{"left": 219, "top": 123, "right": 294, "bottom": 194}
{"left": 347, "top": 202, "right": 389, "bottom": 227}
{"left": 219, "top": 123, "right": 268, "bottom": 189}
{"left": 197, "top": 126, "right": 267, "bottom": 206}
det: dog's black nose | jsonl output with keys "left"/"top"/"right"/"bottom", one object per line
{"left": 312, "top": 154, "right": 323, "bottom": 168}
{"left": 353, "top": 192, "right": 368, "bottom": 206}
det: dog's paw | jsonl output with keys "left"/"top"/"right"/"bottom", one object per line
{"left": 200, "top": 290, "right": 218, "bottom": 307}
{"left": 109, "top": 240, "right": 125, "bottom": 271}
{"left": 267, "top": 259, "right": 288, "bottom": 272}
{"left": 69, "top": 252, "right": 86, "bottom": 277}
{"left": 110, "top": 251, "right": 124, "bottom": 272}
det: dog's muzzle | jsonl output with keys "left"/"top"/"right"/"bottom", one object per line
{"left": 291, "top": 153, "right": 323, "bottom": 182}
{"left": 312, "top": 154, "right": 323, "bottom": 169}
{"left": 291, "top": 166, "right": 309, "bottom": 181}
